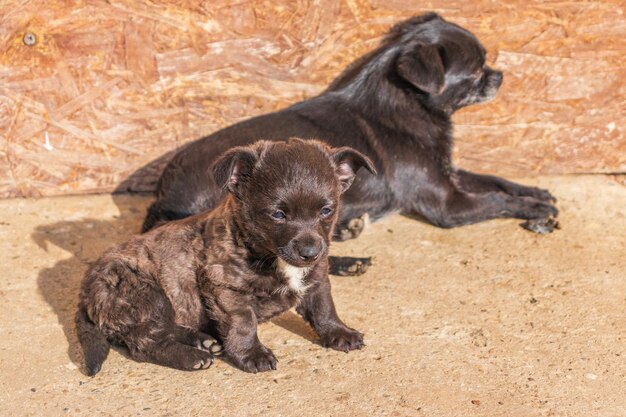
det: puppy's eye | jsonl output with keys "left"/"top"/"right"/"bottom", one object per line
{"left": 320, "top": 207, "right": 333, "bottom": 217}
{"left": 271, "top": 210, "right": 286, "bottom": 221}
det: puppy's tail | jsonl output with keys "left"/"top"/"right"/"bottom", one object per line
{"left": 75, "top": 305, "right": 110, "bottom": 376}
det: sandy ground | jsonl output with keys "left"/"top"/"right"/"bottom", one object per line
{"left": 0, "top": 175, "right": 624, "bottom": 417}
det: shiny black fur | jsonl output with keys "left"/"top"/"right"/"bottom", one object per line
{"left": 142, "top": 13, "right": 556, "bottom": 237}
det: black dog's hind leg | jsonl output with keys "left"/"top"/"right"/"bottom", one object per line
{"left": 329, "top": 213, "right": 372, "bottom": 276}
{"left": 411, "top": 179, "right": 558, "bottom": 228}
{"left": 333, "top": 213, "right": 369, "bottom": 241}
{"left": 454, "top": 169, "right": 555, "bottom": 202}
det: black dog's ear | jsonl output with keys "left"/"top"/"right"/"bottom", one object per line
{"left": 331, "top": 147, "right": 377, "bottom": 193}
{"left": 212, "top": 146, "right": 258, "bottom": 193}
{"left": 397, "top": 43, "right": 445, "bottom": 95}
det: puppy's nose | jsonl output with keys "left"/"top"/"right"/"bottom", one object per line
{"left": 298, "top": 245, "right": 321, "bottom": 261}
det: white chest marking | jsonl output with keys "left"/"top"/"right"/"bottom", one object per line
{"left": 275, "top": 258, "right": 311, "bottom": 296}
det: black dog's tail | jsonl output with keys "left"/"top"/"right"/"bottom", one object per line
{"left": 75, "top": 306, "right": 110, "bottom": 376}
{"left": 141, "top": 202, "right": 164, "bottom": 233}
{"left": 141, "top": 201, "right": 191, "bottom": 233}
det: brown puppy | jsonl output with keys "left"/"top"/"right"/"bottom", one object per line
{"left": 76, "top": 139, "right": 376, "bottom": 375}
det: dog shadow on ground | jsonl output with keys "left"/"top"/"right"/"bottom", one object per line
{"left": 32, "top": 195, "right": 152, "bottom": 368}
{"left": 32, "top": 182, "right": 326, "bottom": 371}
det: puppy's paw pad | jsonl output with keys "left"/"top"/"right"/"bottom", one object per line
{"left": 200, "top": 337, "right": 223, "bottom": 355}
{"left": 209, "top": 343, "right": 224, "bottom": 356}
{"left": 200, "top": 338, "right": 213, "bottom": 348}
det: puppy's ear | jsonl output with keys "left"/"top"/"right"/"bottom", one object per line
{"left": 212, "top": 146, "right": 258, "bottom": 193}
{"left": 331, "top": 147, "right": 377, "bottom": 193}
{"left": 397, "top": 43, "right": 445, "bottom": 95}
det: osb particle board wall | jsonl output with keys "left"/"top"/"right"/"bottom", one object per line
{"left": 1, "top": 0, "right": 624, "bottom": 198}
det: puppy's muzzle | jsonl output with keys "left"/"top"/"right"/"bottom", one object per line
{"left": 278, "top": 237, "right": 326, "bottom": 267}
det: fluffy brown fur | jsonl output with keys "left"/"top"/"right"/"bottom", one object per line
{"left": 76, "top": 139, "right": 376, "bottom": 375}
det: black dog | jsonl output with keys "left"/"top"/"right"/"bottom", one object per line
{"left": 76, "top": 139, "right": 374, "bottom": 375}
{"left": 142, "top": 12, "right": 557, "bottom": 239}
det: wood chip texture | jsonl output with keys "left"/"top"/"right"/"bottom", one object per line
{"left": 1, "top": 1, "right": 624, "bottom": 197}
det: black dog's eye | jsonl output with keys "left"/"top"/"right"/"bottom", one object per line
{"left": 320, "top": 207, "right": 333, "bottom": 217}
{"left": 271, "top": 210, "right": 286, "bottom": 221}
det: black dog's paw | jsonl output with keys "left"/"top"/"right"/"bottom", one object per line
{"left": 235, "top": 345, "right": 277, "bottom": 373}
{"left": 336, "top": 214, "right": 368, "bottom": 241}
{"left": 512, "top": 185, "right": 556, "bottom": 203}
{"left": 520, "top": 217, "right": 560, "bottom": 234}
{"left": 328, "top": 256, "right": 372, "bottom": 276}
{"left": 513, "top": 197, "right": 558, "bottom": 219}
{"left": 321, "top": 327, "right": 364, "bottom": 352}
{"left": 532, "top": 187, "right": 556, "bottom": 203}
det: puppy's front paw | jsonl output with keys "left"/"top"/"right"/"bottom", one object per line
{"left": 234, "top": 345, "right": 277, "bottom": 373}
{"left": 185, "top": 348, "right": 214, "bottom": 371}
{"left": 320, "top": 327, "right": 364, "bottom": 352}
